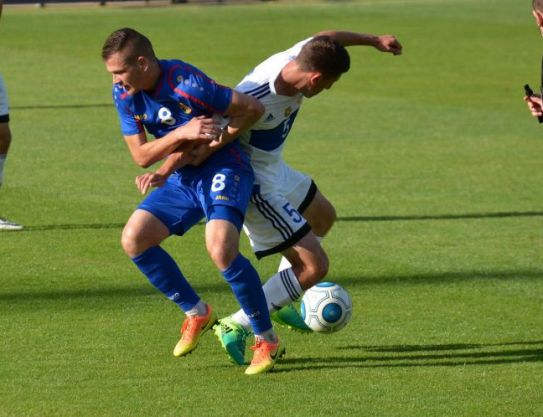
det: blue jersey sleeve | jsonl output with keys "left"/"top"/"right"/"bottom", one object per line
{"left": 173, "top": 65, "right": 232, "bottom": 115}
{"left": 112, "top": 84, "right": 143, "bottom": 136}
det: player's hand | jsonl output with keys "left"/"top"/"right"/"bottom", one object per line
{"left": 135, "top": 172, "right": 167, "bottom": 194}
{"left": 524, "top": 94, "right": 543, "bottom": 117}
{"left": 175, "top": 116, "right": 222, "bottom": 142}
{"left": 374, "top": 35, "right": 402, "bottom": 55}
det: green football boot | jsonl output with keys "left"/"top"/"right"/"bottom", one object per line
{"left": 271, "top": 304, "right": 312, "bottom": 333}
{"left": 214, "top": 316, "right": 251, "bottom": 365}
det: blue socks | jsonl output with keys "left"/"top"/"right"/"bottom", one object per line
{"left": 132, "top": 246, "right": 200, "bottom": 313}
{"left": 133, "top": 247, "right": 272, "bottom": 335}
{"left": 221, "top": 254, "right": 272, "bottom": 335}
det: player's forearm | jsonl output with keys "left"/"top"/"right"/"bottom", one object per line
{"left": 132, "top": 137, "right": 184, "bottom": 168}
{"left": 155, "top": 151, "right": 189, "bottom": 177}
{"left": 315, "top": 31, "right": 379, "bottom": 47}
{"left": 131, "top": 130, "right": 204, "bottom": 168}
{"left": 222, "top": 95, "right": 264, "bottom": 144}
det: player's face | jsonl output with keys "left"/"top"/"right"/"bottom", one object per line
{"left": 105, "top": 52, "right": 146, "bottom": 95}
{"left": 303, "top": 73, "right": 340, "bottom": 98}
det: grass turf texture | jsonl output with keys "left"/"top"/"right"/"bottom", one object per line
{"left": 1, "top": 0, "right": 543, "bottom": 416}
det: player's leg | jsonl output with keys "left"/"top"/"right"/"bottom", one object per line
{"left": 301, "top": 189, "right": 337, "bottom": 238}
{"left": 278, "top": 187, "right": 336, "bottom": 271}
{"left": 0, "top": 74, "right": 12, "bottom": 188}
{"left": 216, "top": 186, "right": 321, "bottom": 363}
{"left": 123, "top": 180, "right": 215, "bottom": 357}
{"left": 233, "top": 230, "right": 328, "bottom": 329}
{"left": 0, "top": 74, "right": 22, "bottom": 231}
{"left": 206, "top": 216, "right": 274, "bottom": 337}
{"left": 202, "top": 164, "right": 284, "bottom": 374}
{"left": 206, "top": 216, "right": 285, "bottom": 374}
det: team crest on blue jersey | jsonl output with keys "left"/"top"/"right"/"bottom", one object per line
{"left": 178, "top": 102, "right": 192, "bottom": 114}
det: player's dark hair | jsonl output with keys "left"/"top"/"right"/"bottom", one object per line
{"left": 534, "top": 0, "right": 543, "bottom": 12}
{"left": 101, "top": 28, "right": 156, "bottom": 63}
{"left": 296, "top": 36, "right": 350, "bottom": 78}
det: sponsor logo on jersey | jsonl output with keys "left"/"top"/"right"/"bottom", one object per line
{"left": 284, "top": 106, "right": 292, "bottom": 117}
{"left": 178, "top": 102, "right": 192, "bottom": 114}
{"left": 265, "top": 113, "right": 275, "bottom": 122}
{"left": 215, "top": 195, "right": 230, "bottom": 201}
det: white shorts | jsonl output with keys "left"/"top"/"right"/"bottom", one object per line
{"left": 0, "top": 74, "right": 9, "bottom": 121}
{"left": 243, "top": 160, "right": 316, "bottom": 259}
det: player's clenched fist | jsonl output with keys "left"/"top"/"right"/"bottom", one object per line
{"left": 524, "top": 94, "right": 543, "bottom": 117}
{"left": 374, "top": 35, "right": 403, "bottom": 55}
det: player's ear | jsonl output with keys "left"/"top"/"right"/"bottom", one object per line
{"left": 136, "top": 56, "right": 148, "bottom": 70}
{"left": 308, "top": 72, "right": 323, "bottom": 88}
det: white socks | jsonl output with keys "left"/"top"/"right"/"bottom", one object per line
{"left": 232, "top": 268, "right": 302, "bottom": 330}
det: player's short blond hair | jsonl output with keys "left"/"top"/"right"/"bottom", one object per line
{"left": 534, "top": 0, "right": 543, "bottom": 12}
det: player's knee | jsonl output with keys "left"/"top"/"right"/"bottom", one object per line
{"left": 311, "top": 254, "right": 329, "bottom": 283}
{"left": 207, "top": 240, "right": 238, "bottom": 270}
{"left": 297, "top": 254, "right": 329, "bottom": 290}
{"left": 121, "top": 225, "right": 146, "bottom": 258}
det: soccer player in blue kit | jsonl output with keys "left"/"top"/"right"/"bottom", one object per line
{"left": 102, "top": 28, "right": 283, "bottom": 375}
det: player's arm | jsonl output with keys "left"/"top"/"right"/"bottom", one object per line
{"left": 189, "top": 90, "right": 264, "bottom": 165}
{"left": 315, "top": 30, "right": 402, "bottom": 55}
{"left": 220, "top": 89, "right": 264, "bottom": 144}
{"left": 134, "top": 142, "right": 195, "bottom": 194}
{"left": 124, "top": 116, "right": 220, "bottom": 168}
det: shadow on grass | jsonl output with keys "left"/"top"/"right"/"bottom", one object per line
{"left": 2, "top": 210, "right": 543, "bottom": 233}
{"left": 0, "top": 281, "right": 234, "bottom": 304}
{"left": 273, "top": 340, "right": 543, "bottom": 373}
{"left": 3, "top": 223, "right": 126, "bottom": 232}
{"left": 2, "top": 269, "right": 543, "bottom": 304}
{"left": 337, "top": 211, "right": 543, "bottom": 223}
{"left": 338, "top": 270, "right": 543, "bottom": 288}
{"left": 11, "top": 103, "right": 114, "bottom": 110}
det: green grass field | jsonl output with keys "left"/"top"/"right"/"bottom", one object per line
{"left": 1, "top": 0, "right": 542, "bottom": 416}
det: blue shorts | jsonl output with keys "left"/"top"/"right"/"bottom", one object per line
{"left": 138, "top": 159, "right": 254, "bottom": 236}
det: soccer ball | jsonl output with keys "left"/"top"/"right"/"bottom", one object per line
{"left": 300, "top": 282, "right": 353, "bottom": 333}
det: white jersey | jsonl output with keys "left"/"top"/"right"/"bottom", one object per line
{"left": 236, "top": 38, "right": 312, "bottom": 193}
{"left": 236, "top": 38, "right": 318, "bottom": 258}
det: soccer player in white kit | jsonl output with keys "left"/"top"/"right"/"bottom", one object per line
{"left": 0, "top": 2, "right": 23, "bottom": 231}
{"left": 214, "top": 31, "right": 402, "bottom": 365}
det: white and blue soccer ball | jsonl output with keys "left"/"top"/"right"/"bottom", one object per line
{"left": 300, "top": 282, "right": 353, "bottom": 333}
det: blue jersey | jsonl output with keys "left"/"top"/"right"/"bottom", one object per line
{"left": 112, "top": 59, "right": 254, "bottom": 233}
{"left": 113, "top": 59, "right": 232, "bottom": 138}
{"left": 112, "top": 59, "right": 252, "bottom": 177}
